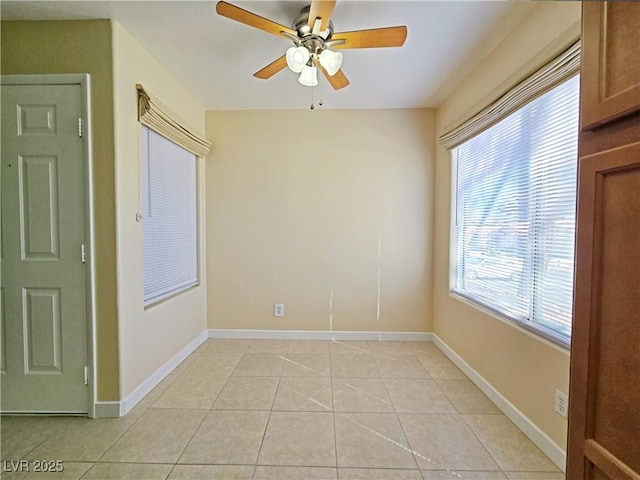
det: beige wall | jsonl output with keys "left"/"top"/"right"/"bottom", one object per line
{"left": 111, "top": 22, "right": 208, "bottom": 397}
{"left": 433, "top": 2, "right": 581, "bottom": 450}
{"left": 1, "top": 20, "right": 209, "bottom": 401}
{"left": 206, "top": 109, "right": 434, "bottom": 333}
{"left": 2, "top": 10, "right": 582, "bottom": 449}
{"left": 1, "top": 20, "right": 120, "bottom": 401}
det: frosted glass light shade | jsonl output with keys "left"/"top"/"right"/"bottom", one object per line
{"left": 286, "top": 46, "right": 310, "bottom": 73}
{"left": 319, "top": 49, "right": 343, "bottom": 76}
{"left": 298, "top": 65, "right": 318, "bottom": 87}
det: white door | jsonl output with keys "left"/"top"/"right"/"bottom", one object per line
{"left": 1, "top": 83, "right": 88, "bottom": 413}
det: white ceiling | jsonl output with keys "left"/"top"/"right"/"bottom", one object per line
{"left": 1, "top": 1, "right": 534, "bottom": 110}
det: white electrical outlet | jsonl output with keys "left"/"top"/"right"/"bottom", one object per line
{"left": 555, "top": 389, "right": 568, "bottom": 417}
{"left": 274, "top": 303, "right": 285, "bottom": 317}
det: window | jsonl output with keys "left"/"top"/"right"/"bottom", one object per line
{"left": 141, "top": 125, "right": 198, "bottom": 305}
{"left": 452, "top": 74, "right": 580, "bottom": 345}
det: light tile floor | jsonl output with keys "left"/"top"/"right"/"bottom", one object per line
{"left": 1, "top": 340, "right": 564, "bottom": 480}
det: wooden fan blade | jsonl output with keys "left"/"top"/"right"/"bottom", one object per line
{"left": 331, "top": 26, "right": 407, "bottom": 49}
{"left": 254, "top": 55, "right": 288, "bottom": 79}
{"left": 308, "top": 0, "right": 337, "bottom": 32}
{"left": 318, "top": 64, "right": 350, "bottom": 90}
{"left": 216, "top": 1, "right": 297, "bottom": 37}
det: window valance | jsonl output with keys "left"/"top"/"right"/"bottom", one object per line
{"left": 136, "top": 84, "right": 211, "bottom": 157}
{"left": 438, "top": 40, "right": 580, "bottom": 150}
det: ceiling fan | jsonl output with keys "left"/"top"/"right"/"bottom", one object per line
{"left": 216, "top": 0, "right": 408, "bottom": 90}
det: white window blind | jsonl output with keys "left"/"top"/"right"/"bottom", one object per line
{"left": 142, "top": 125, "right": 198, "bottom": 305}
{"left": 453, "top": 74, "right": 580, "bottom": 345}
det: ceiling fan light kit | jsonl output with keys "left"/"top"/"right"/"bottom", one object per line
{"left": 215, "top": 0, "right": 408, "bottom": 91}
{"left": 298, "top": 65, "right": 319, "bottom": 87}
{"left": 319, "top": 49, "right": 343, "bottom": 76}
{"left": 286, "top": 46, "right": 310, "bottom": 73}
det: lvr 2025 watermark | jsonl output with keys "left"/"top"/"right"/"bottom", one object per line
{"left": 2, "top": 460, "right": 64, "bottom": 473}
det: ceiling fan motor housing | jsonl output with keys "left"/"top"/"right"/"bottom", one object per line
{"left": 302, "top": 37, "right": 325, "bottom": 57}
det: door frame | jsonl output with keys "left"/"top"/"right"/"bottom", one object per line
{"left": 1, "top": 74, "right": 97, "bottom": 417}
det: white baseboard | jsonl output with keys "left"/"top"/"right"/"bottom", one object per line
{"left": 208, "top": 329, "right": 432, "bottom": 342}
{"left": 432, "top": 334, "right": 566, "bottom": 472}
{"left": 93, "top": 330, "right": 208, "bottom": 418}
{"left": 93, "top": 326, "right": 564, "bottom": 471}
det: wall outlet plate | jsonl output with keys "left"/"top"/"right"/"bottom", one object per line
{"left": 274, "top": 303, "right": 284, "bottom": 317}
{"left": 555, "top": 389, "right": 568, "bottom": 417}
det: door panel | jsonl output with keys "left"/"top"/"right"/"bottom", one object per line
{"left": 568, "top": 143, "right": 640, "bottom": 479}
{"left": 591, "top": 168, "right": 640, "bottom": 475}
{"left": 19, "top": 155, "right": 61, "bottom": 259}
{"left": 18, "top": 104, "right": 58, "bottom": 136}
{"left": 24, "top": 288, "right": 62, "bottom": 374}
{"left": 1, "top": 83, "right": 88, "bottom": 413}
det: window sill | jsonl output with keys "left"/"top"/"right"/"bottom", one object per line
{"left": 447, "top": 290, "right": 571, "bottom": 352}
{"left": 144, "top": 282, "right": 200, "bottom": 310}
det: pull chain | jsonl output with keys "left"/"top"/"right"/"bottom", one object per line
{"left": 310, "top": 80, "right": 324, "bottom": 109}
{"left": 310, "top": 81, "right": 315, "bottom": 110}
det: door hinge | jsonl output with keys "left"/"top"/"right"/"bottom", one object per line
{"left": 84, "top": 366, "right": 89, "bottom": 386}
{"left": 78, "top": 117, "right": 83, "bottom": 138}
{"left": 81, "top": 244, "right": 87, "bottom": 264}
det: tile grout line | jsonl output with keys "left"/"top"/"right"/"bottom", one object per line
{"left": 380, "top": 372, "right": 425, "bottom": 473}
{"left": 256, "top": 349, "right": 444, "bottom": 475}
{"left": 331, "top": 340, "right": 340, "bottom": 478}
{"left": 91, "top": 398, "right": 152, "bottom": 466}
{"left": 3, "top": 340, "right": 558, "bottom": 478}
{"left": 156, "top": 343, "right": 237, "bottom": 473}
{"left": 363, "top": 352, "right": 472, "bottom": 478}
{"left": 11, "top": 416, "right": 74, "bottom": 462}
{"left": 250, "top": 346, "right": 282, "bottom": 478}
{"left": 459, "top": 413, "right": 508, "bottom": 475}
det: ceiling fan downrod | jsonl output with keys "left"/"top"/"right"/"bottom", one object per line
{"left": 293, "top": 5, "right": 334, "bottom": 40}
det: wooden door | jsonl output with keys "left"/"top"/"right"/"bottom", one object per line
{"left": 567, "top": 2, "right": 640, "bottom": 479}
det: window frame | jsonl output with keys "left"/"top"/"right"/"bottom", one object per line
{"left": 448, "top": 75, "right": 580, "bottom": 349}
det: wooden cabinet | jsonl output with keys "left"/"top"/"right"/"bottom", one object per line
{"left": 567, "top": 2, "right": 640, "bottom": 480}
{"left": 580, "top": 2, "right": 640, "bottom": 130}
